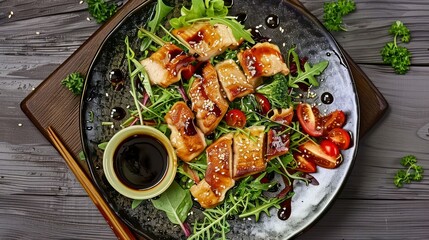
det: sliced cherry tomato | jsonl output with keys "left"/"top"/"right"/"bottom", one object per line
{"left": 181, "top": 64, "right": 197, "bottom": 80}
{"left": 319, "top": 140, "right": 340, "bottom": 157}
{"left": 254, "top": 93, "right": 271, "bottom": 115}
{"left": 322, "top": 110, "right": 346, "bottom": 134}
{"left": 298, "top": 141, "right": 342, "bottom": 169}
{"left": 225, "top": 109, "right": 246, "bottom": 128}
{"left": 327, "top": 128, "right": 351, "bottom": 150}
{"left": 293, "top": 152, "right": 317, "bottom": 173}
{"left": 296, "top": 103, "right": 323, "bottom": 137}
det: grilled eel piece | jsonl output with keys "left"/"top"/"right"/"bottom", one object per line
{"left": 238, "top": 42, "right": 290, "bottom": 88}
{"left": 141, "top": 43, "right": 195, "bottom": 88}
{"left": 215, "top": 59, "right": 254, "bottom": 101}
{"left": 189, "top": 62, "right": 229, "bottom": 134}
{"left": 190, "top": 134, "right": 235, "bottom": 209}
{"left": 172, "top": 22, "right": 240, "bottom": 62}
{"left": 164, "top": 102, "right": 206, "bottom": 162}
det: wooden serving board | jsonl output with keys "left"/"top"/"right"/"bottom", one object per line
{"left": 20, "top": 0, "right": 388, "bottom": 237}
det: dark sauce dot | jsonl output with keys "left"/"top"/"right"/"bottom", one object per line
{"left": 186, "top": 100, "right": 192, "bottom": 108}
{"left": 235, "top": 13, "right": 248, "bottom": 24}
{"left": 277, "top": 199, "right": 292, "bottom": 220}
{"left": 111, "top": 107, "right": 127, "bottom": 120}
{"left": 250, "top": 28, "right": 270, "bottom": 43}
{"left": 265, "top": 14, "right": 280, "bottom": 28}
{"left": 321, "top": 92, "right": 334, "bottom": 104}
{"left": 109, "top": 69, "right": 124, "bottom": 84}
{"left": 326, "top": 52, "right": 331, "bottom": 56}
{"left": 86, "top": 126, "right": 93, "bottom": 130}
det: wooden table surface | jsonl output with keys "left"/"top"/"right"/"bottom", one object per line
{"left": 1, "top": 0, "right": 428, "bottom": 239}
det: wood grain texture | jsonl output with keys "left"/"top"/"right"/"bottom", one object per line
{"left": 1, "top": 0, "right": 428, "bottom": 239}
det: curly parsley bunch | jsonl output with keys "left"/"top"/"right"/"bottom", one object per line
{"left": 323, "top": 0, "right": 356, "bottom": 31}
{"left": 381, "top": 21, "right": 412, "bottom": 74}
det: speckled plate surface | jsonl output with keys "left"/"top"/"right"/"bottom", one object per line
{"left": 80, "top": 0, "right": 359, "bottom": 239}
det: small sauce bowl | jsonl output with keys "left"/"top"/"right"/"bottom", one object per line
{"left": 103, "top": 125, "right": 177, "bottom": 199}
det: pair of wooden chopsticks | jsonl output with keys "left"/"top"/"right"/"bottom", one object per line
{"left": 46, "top": 126, "right": 136, "bottom": 240}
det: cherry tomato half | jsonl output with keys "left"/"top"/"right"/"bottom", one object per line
{"left": 327, "top": 128, "right": 351, "bottom": 150}
{"left": 296, "top": 103, "right": 323, "bottom": 137}
{"left": 298, "top": 141, "right": 342, "bottom": 169}
{"left": 293, "top": 152, "right": 317, "bottom": 173}
{"left": 319, "top": 139, "right": 340, "bottom": 157}
{"left": 322, "top": 110, "right": 346, "bottom": 134}
{"left": 254, "top": 93, "right": 271, "bottom": 115}
{"left": 225, "top": 109, "right": 246, "bottom": 128}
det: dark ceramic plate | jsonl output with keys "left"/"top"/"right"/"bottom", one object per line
{"left": 80, "top": 0, "right": 359, "bottom": 239}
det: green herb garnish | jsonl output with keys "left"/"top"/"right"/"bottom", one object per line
{"left": 169, "top": 0, "right": 254, "bottom": 43}
{"left": 61, "top": 72, "right": 84, "bottom": 95}
{"left": 394, "top": 155, "right": 423, "bottom": 188}
{"left": 86, "top": 0, "right": 117, "bottom": 24}
{"left": 140, "top": 0, "right": 173, "bottom": 51}
{"left": 381, "top": 21, "right": 412, "bottom": 74}
{"left": 323, "top": 0, "right": 356, "bottom": 31}
{"left": 287, "top": 47, "right": 329, "bottom": 89}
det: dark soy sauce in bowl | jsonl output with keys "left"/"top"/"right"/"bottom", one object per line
{"left": 114, "top": 134, "right": 168, "bottom": 190}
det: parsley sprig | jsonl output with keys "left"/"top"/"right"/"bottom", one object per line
{"left": 394, "top": 155, "right": 424, "bottom": 188}
{"left": 323, "top": 0, "right": 356, "bottom": 31}
{"left": 86, "top": 0, "right": 117, "bottom": 24}
{"left": 61, "top": 72, "right": 84, "bottom": 95}
{"left": 380, "top": 21, "right": 412, "bottom": 74}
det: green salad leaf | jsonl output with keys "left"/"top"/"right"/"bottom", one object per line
{"left": 140, "top": 0, "right": 173, "bottom": 51}
{"left": 287, "top": 47, "right": 328, "bottom": 88}
{"left": 152, "top": 181, "right": 193, "bottom": 234}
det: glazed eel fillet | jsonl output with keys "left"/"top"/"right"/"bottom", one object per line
{"left": 164, "top": 102, "right": 206, "bottom": 162}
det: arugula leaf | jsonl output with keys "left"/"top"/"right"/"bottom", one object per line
{"left": 208, "top": 17, "right": 254, "bottom": 44}
{"left": 86, "top": 0, "right": 117, "bottom": 24}
{"left": 381, "top": 21, "right": 412, "bottom": 74}
{"left": 323, "top": 0, "right": 356, "bottom": 31}
{"left": 287, "top": 48, "right": 328, "bottom": 88}
{"left": 239, "top": 193, "right": 291, "bottom": 221}
{"left": 151, "top": 181, "right": 193, "bottom": 235}
{"left": 394, "top": 155, "right": 424, "bottom": 187}
{"left": 140, "top": 0, "right": 173, "bottom": 51}
{"left": 205, "top": 0, "right": 228, "bottom": 17}
{"left": 61, "top": 72, "right": 84, "bottom": 95}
